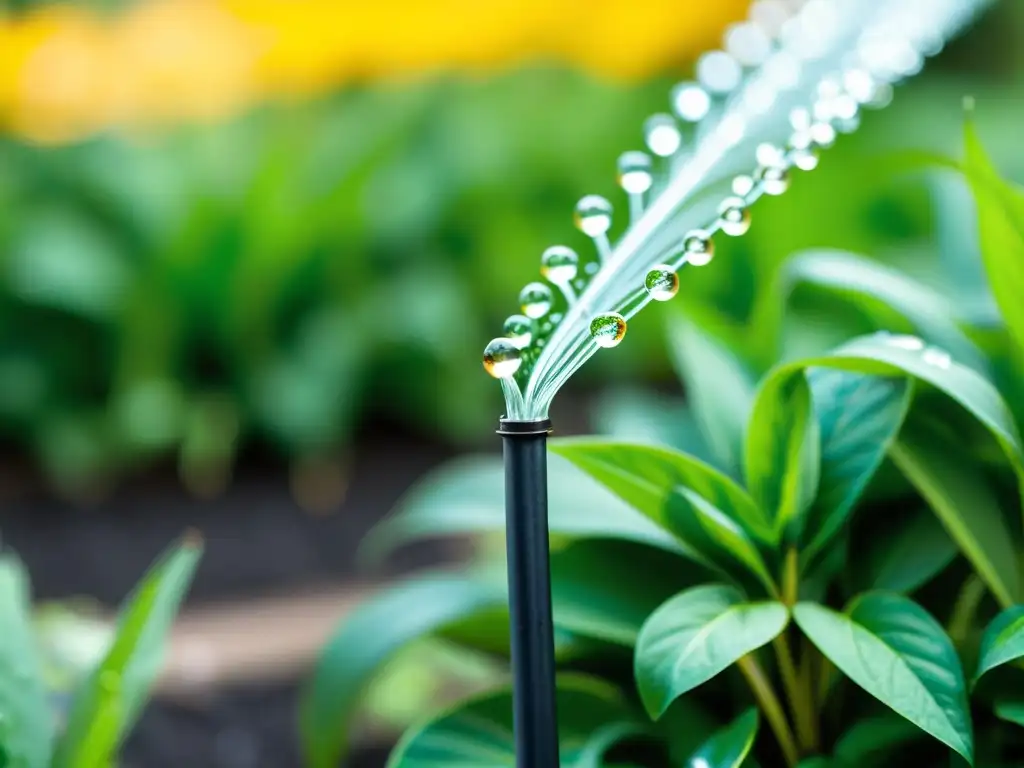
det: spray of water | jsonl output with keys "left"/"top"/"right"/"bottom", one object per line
{"left": 483, "top": 0, "right": 994, "bottom": 421}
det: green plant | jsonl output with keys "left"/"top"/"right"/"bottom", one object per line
{"left": 0, "top": 534, "right": 201, "bottom": 767}
{"left": 301, "top": 120, "right": 1024, "bottom": 767}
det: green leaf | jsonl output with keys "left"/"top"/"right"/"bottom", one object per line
{"left": 300, "top": 573, "right": 507, "bottom": 768}
{"left": 862, "top": 508, "right": 958, "bottom": 594}
{"left": 0, "top": 554, "right": 53, "bottom": 768}
{"left": 994, "top": 699, "right": 1024, "bottom": 728}
{"left": 890, "top": 423, "right": 1021, "bottom": 608}
{"left": 663, "top": 490, "right": 779, "bottom": 596}
{"left": 666, "top": 310, "right": 756, "bottom": 477}
{"left": 794, "top": 593, "right": 973, "bottom": 763}
{"left": 592, "top": 386, "right": 705, "bottom": 456}
{"left": 550, "top": 539, "right": 710, "bottom": 648}
{"left": 770, "top": 249, "right": 987, "bottom": 373}
{"left": 975, "top": 607, "right": 1024, "bottom": 683}
{"left": 634, "top": 584, "right": 789, "bottom": 718}
{"left": 833, "top": 716, "right": 924, "bottom": 766}
{"left": 550, "top": 440, "right": 773, "bottom": 546}
{"left": 962, "top": 120, "right": 1024, "bottom": 357}
{"left": 387, "top": 676, "right": 645, "bottom": 768}
{"left": 802, "top": 369, "right": 913, "bottom": 561}
{"left": 53, "top": 535, "right": 202, "bottom": 768}
{"left": 361, "top": 454, "right": 684, "bottom": 562}
{"left": 746, "top": 371, "right": 820, "bottom": 540}
{"left": 684, "top": 708, "right": 758, "bottom": 768}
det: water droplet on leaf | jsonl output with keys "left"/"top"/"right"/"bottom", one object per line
{"left": 671, "top": 82, "right": 711, "bottom": 122}
{"left": 885, "top": 334, "right": 925, "bottom": 351}
{"left": 644, "top": 114, "right": 683, "bottom": 157}
{"left": 590, "top": 313, "right": 627, "bottom": 348}
{"left": 718, "top": 197, "right": 751, "bottom": 236}
{"left": 756, "top": 164, "right": 790, "bottom": 196}
{"left": 923, "top": 347, "right": 952, "bottom": 369}
{"left": 617, "top": 151, "right": 654, "bottom": 195}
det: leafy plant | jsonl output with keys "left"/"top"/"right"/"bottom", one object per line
{"left": 0, "top": 534, "right": 201, "bottom": 767}
{"left": 301, "top": 122, "right": 1024, "bottom": 767}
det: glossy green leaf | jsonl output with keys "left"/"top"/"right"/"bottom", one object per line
{"left": 550, "top": 539, "right": 710, "bottom": 647}
{"left": 634, "top": 584, "right": 788, "bottom": 718}
{"left": 666, "top": 310, "right": 756, "bottom": 477}
{"left": 551, "top": 440, "right": 773, "bottom": 546}
{"left": 975, "top": 607, "right": 1024, "bottom": 683}
{"left": 361, "top": 454, "right": 683, "bottom": 562}
{"left": 861, "top": 508, "right": 958, "bottom": 594}
{"left": 802, "top": 369, "right": 913, "bottom": 561}
{"left": 684, "top": 708, "right": 758, "bottom": 768}
{"left": 53, "top": 535, "right": 202, "bottom": 768}
{"left": 794, "top": 593, "right": 973, "bottom": 763}
{"left": 387, "top": 676, "right": 645, "bottom": 768}
{"left": 890, "top": 423, "right": 1020, "bottom": 608}
{"left": 963, "top": 120, "right": 1024, "bottom": 357}
{"left": 746, "top": 371, "right": 819, "bottom": 540}
{"left": 994, "top": 699, "right": 1024, "bottom": 728}
{"left": 0, "top": 554, "right": 53, "bottom": 768}
{"left": 663, "top": 490, "right": 779, "bottom": 596}
{"left": 771, "top": 249, "right": 986, "bottom": 373}
{"left": 300, "top": 573, "right": 507, "bottom": 768}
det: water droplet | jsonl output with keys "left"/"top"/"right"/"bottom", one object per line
{"left": 671, "top": 82, "right": 711, "bottom": 122}
{"left": 617, "top": 151, "right": 654, "bottom": 195}
{"left": 885, "top": 334, "right": 925, "bottom": 351}
{"left": 718, "top": 197, "right": 751, "bottom": 236}
{"left": 549, "top": 312, "right": 563, "bottom": 323}
{"left": 810, "top": 121, "right": 837, "bottom": 148}
{"left": 540, "top": 321, "right": 553, "bottom": 333}
{"left": 584, "top": 262, "right": 599, "bottom": 275}
{"left": 503, "top": 314, "right": 533, "bottom": 349}
{"left": 790, "top": 107, "right": 812, "bottom": 132}
{"left": 590, "top": 312, "right": 627, "bottom": 348}
{"left": 644, "top": 266, "right": 679, "bottom": 301}
{"left": 644, "top": 114, "right": 682, "bottom": 157}
{"left": 756, "top": 142, "right": 785, "bottom": 167}
{"left": 574, "top": 195, "right": 613, "bottom": 237}
{"left": 573, "top": 278, "right": 586, "bottom": 290}
{"left": 483, "top": 338, "right": 522, "bottom": 379}
{"left": 697, "top": 50, "right": 743, "bottom": 94}
{"left": 683, "top": 230, "right": 715, "bottom": 267}
{"left": 923, "top": 347, "right": 952, "bottom": 369}
{"left": 756, "top": 164, "right": 790, "bottom": 196}
{"left": 792, "top": 147, "right": 820, "bottom": 171}
{"left": 732, "top": 175, "right": 755, "bottom": 197}
{"left": 540, "top": 245, "right": 579, "bottom": 284}
{"left": 519, "top": 282, "right": 553, "bottom": 319}
{"left": 725, "top": 20, "right": 772, "bottom": 67}
{"left": 843, "top": 68, "right": 877, "bottom": 103}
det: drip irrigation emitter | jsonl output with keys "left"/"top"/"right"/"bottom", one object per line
{"left": 481, "top": 0, "right": 993, "bottom": 765}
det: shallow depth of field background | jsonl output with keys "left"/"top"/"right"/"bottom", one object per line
{"left": 0, "top": 0, "right": 1021, "bottom": 765}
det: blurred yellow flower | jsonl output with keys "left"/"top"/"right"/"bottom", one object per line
{"left": 0, "top": 0, "right": 748, "bottom": 144}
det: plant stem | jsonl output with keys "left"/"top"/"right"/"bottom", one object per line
{"left": 774, "top": 634, "right": 819, "bottom": 752}
{"left": 737, "top": 654, "right": 800, "bottom": 768}
{"left": 782, "top": 548, "right": 799, "bottom": 607}
{"left": 948, "top": 574, "right": 986, "bottom": 646}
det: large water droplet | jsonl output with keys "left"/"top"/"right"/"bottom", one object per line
{"left": 617, "top": 151, "right": 654, "bottom": 195}
{"left": 483, "top": 338, "right": 523, "bottom": 379}
{"left": 671, "top": 82, "right": 711, "bottom": 122}
{"left": 519, "top": 282, "right": 553, "bottom": 319}
{"left": 718, "top": 197, "right": 751, "bottom": 236}
{"left": 756, "top": 142, "right": 785, "bottom": 167}
{"left": 590, "top": 312, "right": 627, "bottom": 348}
{"left": 756, "top": 164, "right": 790, "bottom": 196}
{"left": 790, "top": 106, "right": 812, "bottom": 132}
{"left": 683, "top": 230, "right": 715, "bottom": 267}
{"left": 923, "top": 347, "right": 952, "bottom": 369}
{"left": 792, "top": 147, "right": 820, "bottom": 171}
{"left": 644, "top": 266, "right": 679, "bottom": 301}
{"left": 810, "top": 121, "right": 837, "bottom": 148}
{"left": 644, "top": 114, "right": 682, "bottom": 157}
{"left": 503, "top": 314, "right": 533, "bottom": 349}
{"left": 574, "top": 195, "right": 613, "bottom": 237}
{"left": 885, "top": 334, "right": 925, "bottom": 351}
{"left": 697, "top": 50, "right": 743, "bottom": 94}
{"left": 540, "top": 245, "right": 579, "bottom": 284}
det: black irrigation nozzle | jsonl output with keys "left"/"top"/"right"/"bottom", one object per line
{"left": 498, "top": 417, "right": 559, "bottom": 768}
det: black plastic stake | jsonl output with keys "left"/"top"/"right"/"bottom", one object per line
{"left": 498, "top": 417, "right": 559, "bottom": 768}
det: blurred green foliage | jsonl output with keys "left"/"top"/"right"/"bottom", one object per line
{"left": 0, "top": 1, "right": 1019, "bottom": 495}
